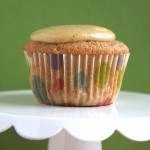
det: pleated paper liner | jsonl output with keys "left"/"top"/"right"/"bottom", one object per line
{"left": 25, "top": 51, "right": 129, "bottom": 106}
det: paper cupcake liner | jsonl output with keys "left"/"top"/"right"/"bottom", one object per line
{"left": 24, "top": 51, "right": 129, "bottom": 106}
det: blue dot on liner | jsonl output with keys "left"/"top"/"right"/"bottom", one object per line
{"left": 74, "top": 71, "right": 87, "bottom": 89}
{"left": 116, "top": 55, "right": 123, "bottom": 70}
{"left": 32, "top": 75, "right": 48, "bottom": 103}
{"left": 49, "top": 54, "right": 63, "bottom": 70}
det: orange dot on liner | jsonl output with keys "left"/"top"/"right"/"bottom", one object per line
{"left": 27, "top": 51, "right": 33, "bottom": 57}
{"left": 97, "top": 98, "right": 112, "bottom": 106}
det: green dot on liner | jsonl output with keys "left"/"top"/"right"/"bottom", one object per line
{"left": 94, "top": 62, "right": 110, "bottom": 89}
{"left": 32, "top": 75, "right": 48, "bottom": 102}
{"left": 74, "top": 71, "right": 87, "bottom": 89}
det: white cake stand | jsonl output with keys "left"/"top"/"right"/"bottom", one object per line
{"left": 0, "top": 90, "right": 150, "bottom": 150}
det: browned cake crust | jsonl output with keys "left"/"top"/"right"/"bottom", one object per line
{"left": 23, "top": 40, "right": 129, "bottom": 55}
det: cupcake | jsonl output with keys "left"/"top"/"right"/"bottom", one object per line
{"left": 23, "top": 25, "right": 129, "bottom": 106}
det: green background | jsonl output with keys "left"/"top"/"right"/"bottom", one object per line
{"left": 0, "top": 0, "right": 150, "bottom": 149}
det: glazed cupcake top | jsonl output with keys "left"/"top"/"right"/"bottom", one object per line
{"left": 30, "top": 25, "right": 116, "bottom": 43}
{"left": 24, "top": 25, "right": 129, "bottom": 54}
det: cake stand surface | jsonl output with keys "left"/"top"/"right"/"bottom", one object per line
{"left": 0, "top": 90, "right": 150, "bottom": 150}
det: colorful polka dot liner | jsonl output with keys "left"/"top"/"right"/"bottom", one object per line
{"left": 24, "top": 52, "right": 129, "bottom": 106}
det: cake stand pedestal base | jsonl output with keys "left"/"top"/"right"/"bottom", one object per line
{"left": 48, "top": 130, "right": 102, "bottom": 150}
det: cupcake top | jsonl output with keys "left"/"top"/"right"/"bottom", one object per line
{"left": 30, "top": 25, "right": 116, "bottom": 43}
{"left": 24, "top": 25, "right": 129, "bottom": 54}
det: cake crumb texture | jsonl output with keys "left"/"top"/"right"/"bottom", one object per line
{"left": 24, "top": 40, "right": 129, "bottom": 54}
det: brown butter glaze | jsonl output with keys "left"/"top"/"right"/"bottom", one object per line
{"left": 30, "top": 25, "right": 116, "bottom": 43}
